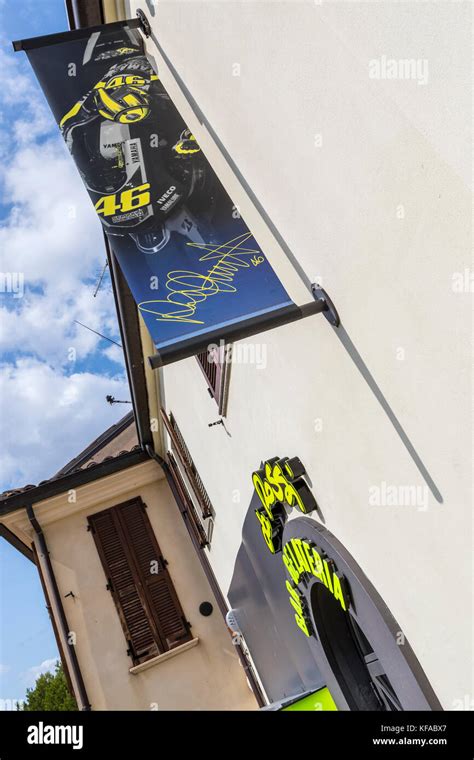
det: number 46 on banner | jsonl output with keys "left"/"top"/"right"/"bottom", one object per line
{"left": 94, "top": 183, "right": 151, "bottom": 218}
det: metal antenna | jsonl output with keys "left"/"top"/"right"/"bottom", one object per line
{"left": 73, "top": 320, "right": 122, "bottom": 348}
{"left": 106, "top": 395, "right": 132, "bottom": 405}
{"left": 93, "top": 260, "right": 109, "bottom": 298}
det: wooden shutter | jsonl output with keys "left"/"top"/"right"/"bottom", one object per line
{"left": 161, "top": 410, "right": 214, "bottom": 519}
{"left": 117, "top": 500, "right": 191, "bottom": 650}
{"left": 196, "top": 346, "right": 221, "bottom": 400}
{"left": 88, "top": 498, "right": 191, "bottom": 666}
{"left": 196, "top": 343, "right": 230, "bottom": 414}
{"left": 167, "top": 451, "right": 209, "bottom": 548}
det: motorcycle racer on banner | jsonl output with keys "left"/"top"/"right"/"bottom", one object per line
{"left": 59, "top": 39, "right": 218, "bottom": 253}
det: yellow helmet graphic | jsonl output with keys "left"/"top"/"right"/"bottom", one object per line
{"left": 94, "top": 85, "right": 150, "bottom": 124}
{"left": 173, "top": 130, "right": 200, "bottom": 155}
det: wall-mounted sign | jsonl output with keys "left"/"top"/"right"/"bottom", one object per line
{"left": 229, "top": 500, "right": 442, "bottom": 711}
{"left": 16, "top": 20, "right": 295, "bottom": 364}
{"left": 252, "top": 456, "right": 317, "bottom": 554}
{"left": 251, "top": 456, "right": 348, "bottom": 638}
{"left": 283, "top": 537, "right": 350, "bottom": 637}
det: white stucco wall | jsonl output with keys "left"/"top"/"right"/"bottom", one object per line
{"left": 127, "top": 0, "right": 472, "bottom": 709}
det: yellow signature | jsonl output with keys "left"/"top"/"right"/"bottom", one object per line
{"left": 138, "top": 232, "right": 266, "bottom": 324}
{"left": 251, "top": 255, "right": 264, "bottom": 266}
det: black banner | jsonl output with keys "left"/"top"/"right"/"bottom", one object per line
{"left": 17, "top": 20, "right": 296, "bottom": 361}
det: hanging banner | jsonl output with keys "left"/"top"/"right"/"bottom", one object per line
{"left": 15, "top": 20, "right": 295, "bottom": 359}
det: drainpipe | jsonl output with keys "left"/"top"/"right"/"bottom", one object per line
{"left": 27, "top": 505, "right": 91, "bottom": 711}
{"left": 145, "top": 446, "right": 266, "bottom": 707}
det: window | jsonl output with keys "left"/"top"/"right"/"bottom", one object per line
{"left": 88, "top": 498, "right": 192, "bottom": 666}
{"left": 161, "top": 410, "right": 214, "bottom": 520}
{"left": 196, "top": 343, "right": 231, "bottom": 415}
{"left": 160, "top": 409, "right": 215, "bottom": 544}
{"left": 167, "top": 452, "right": 210, "bottom": 548}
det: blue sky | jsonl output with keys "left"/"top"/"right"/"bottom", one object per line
{"left": 0, "top": 0, "right": 131, "bottom": 703}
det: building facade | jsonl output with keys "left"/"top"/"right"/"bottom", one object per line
{"left": 0, "top": 414, "right": 258, "bottom": 710}
{"left": 3, "top": 0, "right": 471, "bottom": 712}
{"left": 116, "top": 0, "right": 470, "bottom": 710}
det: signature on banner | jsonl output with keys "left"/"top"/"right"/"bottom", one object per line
{"left": 139, "top": 232, "right": 266, "bottom": 324}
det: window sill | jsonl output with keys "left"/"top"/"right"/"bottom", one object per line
{"left": 129, "top": 638, "right": 199, "bottom": 675}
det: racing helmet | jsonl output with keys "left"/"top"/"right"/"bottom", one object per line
{"left": 94, "top": 85, "right": 150, "bottom": 124}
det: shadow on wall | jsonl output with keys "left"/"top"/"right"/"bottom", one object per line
{"left": 145, "top": 19, "right": 442, "bottom": 506}
{"left": 335, "top": 325, "right": 442, "bottom": 503}
{"left": 145, "top": 1, "right": 156, "bottom": 18}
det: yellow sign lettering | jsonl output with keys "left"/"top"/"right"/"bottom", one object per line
{"left": 292, "top": 538, "right": 311, "bottom": 575}
{"left": 303, "top": 541, "right": 315, "bottom": 574}
{"left": 282, "top": 539, "right": 350, "bottom": 639}
{"left": 252, "top": 471, "right": 275, "bottom": 520}
{"left": 283, "top": 547, "right": 300, "bottom": 585}
{"left": 332, "top": 572, "right": 348, "bottom": 612}
{"left": 323, "top": 559, "right": 334, "bottom": 593}
{"left": 312, "top": 547, "right": 327, "bottom": 585}
{"left": 255, "top": 509, "right": 276, "bottom": 554}
{"left": 286, "top": 580, "right": 311, "bottom": 637}
{"left": 295, "top": 612, "right": 311, "bottom": 637}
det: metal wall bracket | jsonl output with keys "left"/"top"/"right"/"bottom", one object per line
{"left": 149, "top": 287, "right": 340, "bottom": 368}
{"left": 312, "top": 285, "right": 340, "bottom": 327}
{"left": 136, "top": 9, "right": 152, "bottom": 38}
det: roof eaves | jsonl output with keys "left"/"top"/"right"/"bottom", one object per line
{"left": 54, "top": 410, "right": 135, "bottom": 477}
{"left": 0, "top": 447, "right": 150, "bottom": 517}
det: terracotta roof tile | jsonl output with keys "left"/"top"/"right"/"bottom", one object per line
{"left": 0, "top": 445, "right": 142, "bottom": 503}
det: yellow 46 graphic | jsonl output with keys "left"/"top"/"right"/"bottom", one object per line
{"left": 94, "top": 183, "right": 150, "bottom": 218}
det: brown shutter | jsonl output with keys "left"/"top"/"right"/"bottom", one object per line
{"left": 196, "top": 343, "right": 230, "bottom": 414}
{"left": 116, "top": 499, "right": 191, "bottom": 650}
{"left": 160, "top": 410, "right": 214, "bottom": 519}
{"left": 88, "top": 507, "right": 160, "bottom": 665}
{"left": 88, "top": 498, "right": 191, "bottom": 666}
{"left": 196, "top": 347, "right": 219, "bottom": 400}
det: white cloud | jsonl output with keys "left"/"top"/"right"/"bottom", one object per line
{"left": 0, "top": 45, "right": 54, "bottom": 156}
{"left": 0, "top": 46, "right": 49, "bottom": 111}
{"left": 0, "top": 282, "right": 121, "bottom": 367}
{"left": 0, "top": 664, "right": 10, "bottom": 675}
{"left": 0, "top": 138, "right": 105, "bottom": 291}
{"left": 0, "top": 46, "right": 104, "bottom": 293}
{"left": 0, "top": 358, "right": 131, "bottom": 488}
{"left": 0, "top": 48, "right": 122, "bottom": 370}
{"left": 0, "top": 42, "right": 133, "bottom": 497}
{"left": 102, "top": 343, "right": 125, "bottom": 367}
{"left": 23, "top": 658, "right": 57, "bottom": 688}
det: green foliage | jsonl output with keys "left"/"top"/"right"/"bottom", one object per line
{"left": 21, "top": 661, "right": 77, "bottom": 711}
